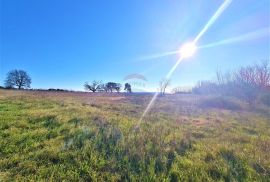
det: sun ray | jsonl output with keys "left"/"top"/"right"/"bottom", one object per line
{"left": 194, "top": 0, "right": 233, "bottom": 43}
{"left": 138, "top": 92, "right": 159, "bottom": 124}
{"left": 136, "top": 0, "right": 232, "bottom": 63}
{"left": 136, "top": 27, "right": 269, "bottom": 63}
{"left": 137, "top": 50, "right": 179, "bottom": 61}
{"left": 138, "top": 0, "right": 233, "bottom": 124}
{"left": 166, "top": 56, "right": 185, "bottom": 79}
{"left": 199, "top": 27, "right": 270, "bottom": 49}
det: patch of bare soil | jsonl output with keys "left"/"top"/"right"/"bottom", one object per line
{"left": 108, "top": 97, "right": 125, "bottom": 101}
{"left": 192, "top": 118, "right": 208, "bottom": 126}
{"left": 176, "top": 116, "right": 209, "bottom": 126}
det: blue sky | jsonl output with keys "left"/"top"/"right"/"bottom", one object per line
{"left": 1, "top": 0, "right": 269, "bottom": 91}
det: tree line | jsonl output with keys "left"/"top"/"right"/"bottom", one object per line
{"left": 2, "top": 60, "right": 269, "bottom": 99}
{"left": 192, "top": 60, "right": 270, "bottom": 105}
{"left": 1, "top": 69, "right": 169, "bottom": 94}
{"left": 1, "top": 69, "right": 134, "bottom": 93}
{"left": 84, "top": 81, "right": 132, "bottom": 93}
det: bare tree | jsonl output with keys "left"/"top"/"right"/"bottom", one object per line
{"left": 233, "top": 60, "right": 269, "bottom": 88}
{"left": 235, "top": 66, "right": 257, "bottom": 86}
{"left": 5, "top": 70, "right": 31, "bottom": 89}
{"left": 254, "top": 60, "right": 270, "bottom": 88}
{"left": 216, "top": 68, "right": 225, "bottom": 85}
{"left": 84, "top": 80, "right": 102, "bottom": 92}
{"left": 196, "top": 61, "right": 270, "bottom": 105}
{"left": 159, "top": 79, "right": 170, "bottom": 95}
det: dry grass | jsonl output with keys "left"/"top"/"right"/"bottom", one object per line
{"left": 0, "top": 89, "right": 270, "bottom": 181}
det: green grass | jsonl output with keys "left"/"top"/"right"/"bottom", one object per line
{"left": 0, "top": 90, "right": 269, "bottom": 181}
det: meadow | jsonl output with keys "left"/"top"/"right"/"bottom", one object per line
{"left": 0, "top": 89, "right": 269, "bottom": 181}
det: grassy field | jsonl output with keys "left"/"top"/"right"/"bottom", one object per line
{"left": 0, "top": 89, "right": 270, "bottom": 181}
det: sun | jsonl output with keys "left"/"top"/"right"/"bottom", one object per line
{"left": 179, "top": 42, "right": 197, "bottom": 58}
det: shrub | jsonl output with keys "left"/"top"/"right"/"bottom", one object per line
{"left": 260, "top": 92, "right": 270, "bottom": 106}
{"left": 199, "top": 96, "right": 244, "bottom": 110}
{"left": 193, "top": 61, "right": 270, "bottom": 105}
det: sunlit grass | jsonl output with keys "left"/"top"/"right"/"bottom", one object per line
{"left": 0, "top": 89, "right": 269, "bottom": 181}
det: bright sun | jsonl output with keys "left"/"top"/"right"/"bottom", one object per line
{"left": 179, "top": 42, "right": 197, "bottom": 58}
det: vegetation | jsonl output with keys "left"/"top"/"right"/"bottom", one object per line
{"left": 193, "top": 60, "right": 270, "bottom": 105}
{"left": 84, "top": 81, "right": 127, "bottom": 93}
{"left": 0, "top": 89, "right": 269, "bottom": 181}
{"left": 84, "top": 80, "right": 102, "bottom": 92}
{"left": 172, "top": 86, "right": 191, "bottom": 94}
{"left": 1, "top": 61, "right": 269, "bottom": 181}
{"left": 124, "top": 83, "right": 132, "bottom": 93}
{"left": 159, "top": 79, "right": 170, "bottom": 95}
{"left": 105, "top": 82, "right": 122, "bottom": 93}
{"left": 4, "top": 70, "right": 31, "bottom": 89}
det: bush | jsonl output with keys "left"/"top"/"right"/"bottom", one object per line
{"left": 192, "top": 81, "right": 218, "bottom": 94}
{"left": 193, "top": 61, "right": 270, "bottom": 105}
{"left": 199, "top": 96, "right": 244, "bottom": 110}
{"left": 260, "top": 92, "right": 270, "bottom": 106}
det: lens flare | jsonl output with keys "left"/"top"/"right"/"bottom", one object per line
{"left": 137, "top": 50, "right": 179, "bottom": 61}
{"left": 138, "top": 92, "right": 159, "bottom": 123}
{"left": 199, "top": 27, "right": 270, "bottom": 49}
{"left": 194, "top": 0, "right": 233, "bottom": 43}
{"left": 179, "top": 42, "right": 197, "bottom": 58}
{"left": 136, "top": 27, "right": 268, "bottom": 62}
{"left": 166, "top": 56, "right": 185, "bottom": 79}
{"left": 139, "top": 0, "right": 233, "bottom": 124}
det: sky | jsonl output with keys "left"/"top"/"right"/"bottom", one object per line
{"left": 1, "top": 0, "right": 269, "bottom": 91}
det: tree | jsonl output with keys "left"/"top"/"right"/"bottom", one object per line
{"left": 216, "top": 69, "right": 225, "bottom": 85}
{"left": 97, "top": 83, "right": 107, "bottom": 92}
{"left": 254, "top": 60, "right": 270, "bottom": 88}
{"left": 124, "top": 83, "right": 132, "bottom": 93}
{"left": 232, "top": 61, "right": 270, "bottom": 105}
{"left": 105, "top": 82, "right": 116, "bottom": 92}
{"left": 159, "top": 79, "right": 170, "bottom": 95}
{"left": 233, "top": 60, "right": 270, "bottom": 89}
{"left": 105, "top": 82, "right": 122, "bottom": 92}
{"left": 84, "top": 80, "right": 102, "bottom": 92}
{"left": 193, "top": 60, "right": 270, "bottom": 105}
{"left": 115, "top": 83, "right": 122, "bottom": 93}
{"left": 5, "top": 70, "right": 31, "bottom": 89}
